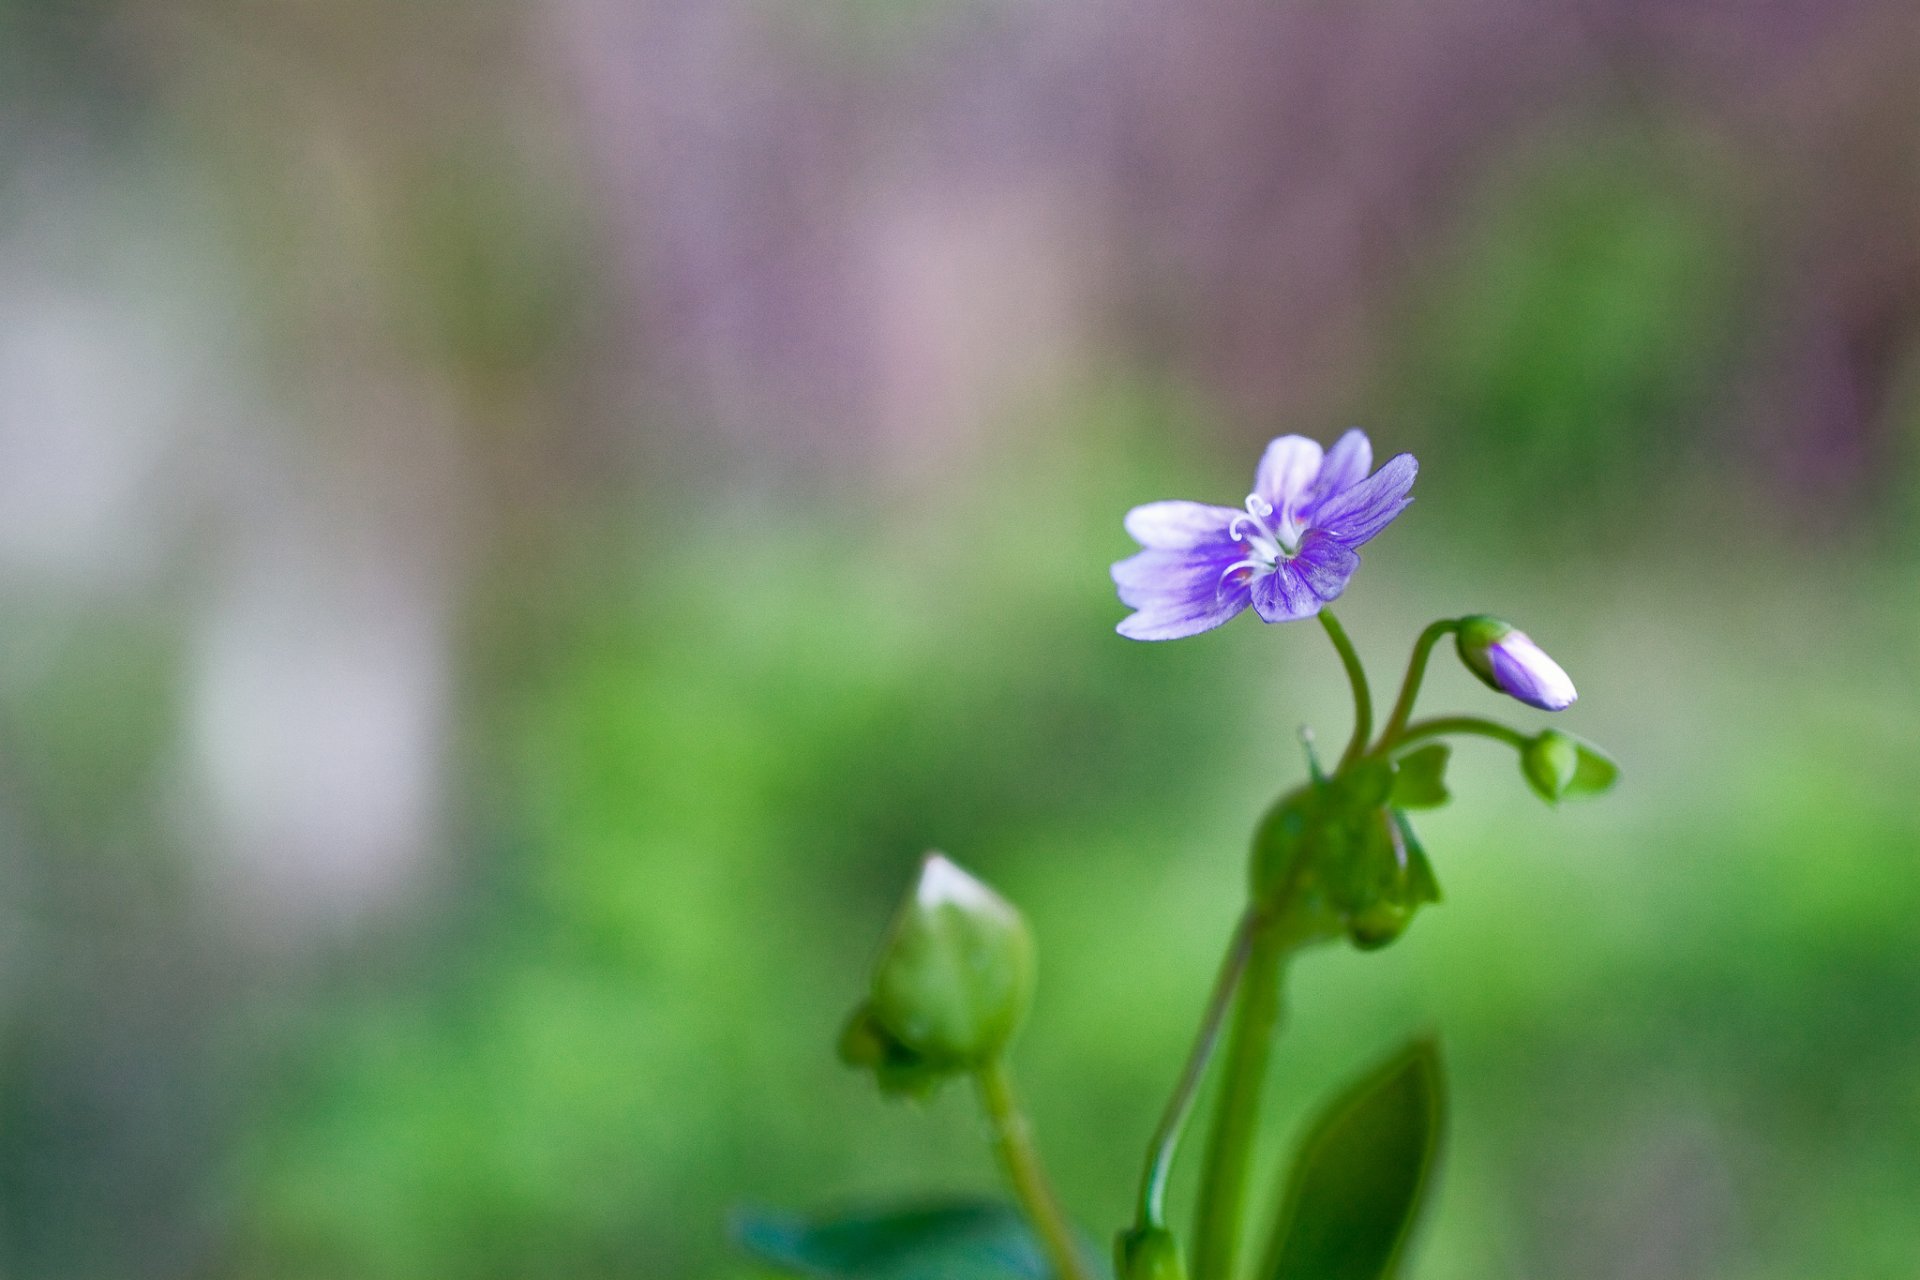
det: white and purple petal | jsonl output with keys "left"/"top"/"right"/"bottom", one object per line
{"left": 1122, "top": 500, "right": 1243, "bottom": 550}
{"left": 1292, "top": 531, "right": 1361, "bottom": 601}
{"left": 1487, "top": 632, "right": 1578, "bottom": 710}
{"left": 1115, "top": 574, "right": 1252, "bottom": 639}
{"left": 1249, "top": 562, "right": 1321, "bottom": 623}
{"left": 1253, "top": 435, "right": 1324, "bottom": 513}
{"left": 1111, "top": 542, "right": 1252, "bottom": 639}
{"left": 1302, "top": 429, "right": 1372, "bottom": 518}
{"left": 1307, "top": 453, "right": 1417, "bottom": 546}
{"left": 1111, "top": 546, "right": 1233, "bottom": 608}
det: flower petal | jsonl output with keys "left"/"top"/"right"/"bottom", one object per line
{"left": 1302, "top": 429, "right": 1372, "bottom": 517}
{"left": 1111, "top": 546, "right": 1234, "bottom": 609}
{"left": 1249, "top": 563, "right": 1321, "bottom": 622}
{"left": 1111, "top": 542, "right": 1251, "bottom": 640}
{"left": 1115, "top": 580, "right": 1252, "bottom": 640}
{"left": 1308, "top": 452, "right": 1416, "bottom": 545}
{"left": 1489, "top": 633, "right": 1578, "bottom": 710}
{"left": 1253, "top": 435, "right": 1324, "bottom": 511}
{"left": 1292, "top": 531, "right": 1360, "bottom": 601}
{"left": 1122, "top": 501, "right": 1241, "bottom": 550}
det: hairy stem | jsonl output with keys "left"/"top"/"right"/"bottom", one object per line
{"left": 1374, "top": 619, "right": 1460, "bottom": 751}
{"left": 1317, "top": 609, "right": 1372, "bottom": 768}
{"left": 1190, "top": 923, "right": 1291, "bottom": 1280}
{"left": 1136, "top": 911, "right": 1260, "bottom": 1229}
{"left": 976, "top": 1059, "right": 1094, "bottom": 1280}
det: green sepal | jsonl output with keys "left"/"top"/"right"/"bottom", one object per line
{"left": 1521, "top": 731, "right": 1577, "bottom": 803}
{"left": 1115, "top": 1226, "right": 1188, "bottom": 1280}
{"left": 1522, "top": 731, "right": 1618, "bottom": 804}
{"left": 1564, "top": 735, "right": 1620, "bottom": 797}
{"left": 1337, "top": 758, "right": 1395, "bottom": 810}
{"left": 734, "top": 1199, "right": 1075, "bottom": 1280}
{"left": 1388, "top": 744, "right": 1451, "bottom": 810}
{"left": 1343, "top": 811, "right": 1441, "bottom": 951}
{"left": 837, "top": 1003, "right": 948, "bottom": 1100}
{"left": 1249, "top": 784, "right": 1323, "bottom": 910}
{"left": 1257, "top": 1038, "right": 1446, "bottom": 1280}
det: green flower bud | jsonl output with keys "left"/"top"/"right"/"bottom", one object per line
{"left": 1522, "top": 729, "right": 1580, "bottom": 803}
{"left": 867, "top": 853, "right": 1035, "bottom": 1068}
{"left": 1522, "top": 730, "right": 1619, "bottom": 803}
{"left": 1115, "top": 1226, "right": 1188, "bottom": 1280}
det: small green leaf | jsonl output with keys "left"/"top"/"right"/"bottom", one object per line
{"left": 734, "top": 1200, "right": 1060, "bottom": 1280}
{"left": 1259, "top": 1039, "right": 1446, "bottom": 1280}
{"left": 1389, "top": 745, "right": 1452, "bottom": 810}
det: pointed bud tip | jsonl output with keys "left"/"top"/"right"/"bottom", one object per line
{"left": 914, "top": 852, "right": 999, "bottom": 911}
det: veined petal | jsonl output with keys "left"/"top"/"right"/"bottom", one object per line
{"left": 1302, "top": 429, "right": 1372, "bottom": 516}
{"left": 1122, "top": 500, "right": 1241, "bottom": 550}
{"left": 1292, "top": 531, "right": 1360, "bottom": 601}
{"left": 1309, "top": 453, "right": 1416, "bottom": 545}
{"left": 1117, "top": 590, "right": 1251, "bottom": 640}
{"left": 1249, "top": 562, "right": 1321, "bottom": 622}
{"left": 1253, "top": 435, "right": 1324, "bottom": 511}
{"left": 1111, "top": 546, "right": 1236, "bottom": 609}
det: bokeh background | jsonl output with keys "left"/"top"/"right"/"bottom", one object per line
{"left": 2, "top": 1, "right": 1918, "bottom": 1277}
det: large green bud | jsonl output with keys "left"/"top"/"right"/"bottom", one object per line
{"left": 865, "top": 853, "right": 1036, "bottom": 1069}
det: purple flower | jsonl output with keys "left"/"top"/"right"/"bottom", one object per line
{"left": 1455, "top": 616, "right": 1578, "bottom": 711}
{"left": 1111, "top": 430, "right": 1417, "bottom": 640}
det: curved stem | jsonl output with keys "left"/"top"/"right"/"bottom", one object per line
{"left": 976, "top": 1059, "right": 1094, "bottom": 1280}
{"left": 1316, "top": 610, "right": 1371, "bottom": 768}
{"left": 1190, "top": 922, "right": 1291, "bottom": 1280}
{"left": 1374, "top": 619, "right": 1460, "bottom": 752}
{"left": 1136, "top": 912, "right": 1259, "bottom": 1229}
{"left": 1390, "top": 714, "right": 1530, "bottom": 753}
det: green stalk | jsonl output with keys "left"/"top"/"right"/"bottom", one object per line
{"left": 1389, "top": 714, "right": 1530, "bottom": 753}
{"left": 1189, "top": 923, "right": 1291, "bottom": 1280}
{"left": 1136, "top": 911, "right": 1259, "bottom": 1229}
{"left": 1373, "top": 619, "right": 1460, "bottom": 751}
{"left": 1316, "top": 610, "right": 1372, "bottom": 768}
{"left": 976, "top": 1058, "right": 1094, "bottom": 1280}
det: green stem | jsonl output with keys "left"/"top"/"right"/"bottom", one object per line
{"left": 1190, "top": 922, "right": 1291, "bottom": 1280}
{"left": 1374, "top": 619, "right": 1460, "bottom": 751}
{"left": 1136, "top": 911, "right": 1259, "bottom": 1229}
{"left": 1390, "top": 714, "right": 1530, "bottom": 753}
{"left": 976, "top": 1058, "right": 1094, "bottom": 1280}
{"left": 1316, "top": 610, "right": 1371, "bottom": 768}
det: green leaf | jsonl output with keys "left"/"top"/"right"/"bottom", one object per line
{"left": 1259, "top": 1039, "right": 1446, "bottom": 1280}
{"left": 1389, "top": 745, "right": 1452, "bottom": 810}
{"left": 734, "top": 1200, "right": 1061, "bottom": 1280}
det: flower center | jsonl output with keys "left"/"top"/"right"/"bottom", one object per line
{"left": 1219, "top": 494, "right": 1303, "bottom": 591}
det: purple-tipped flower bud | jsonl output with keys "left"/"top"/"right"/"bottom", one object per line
{"left": 866, "top": 853, "right": 1035, "bottom": 1068}
{"left": 1455, "top": 616, "right": 1577, "bottom": 711}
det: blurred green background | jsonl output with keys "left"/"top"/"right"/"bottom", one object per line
{"left": 1, "top": 1, "right": 1917, "bottom": 1277}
